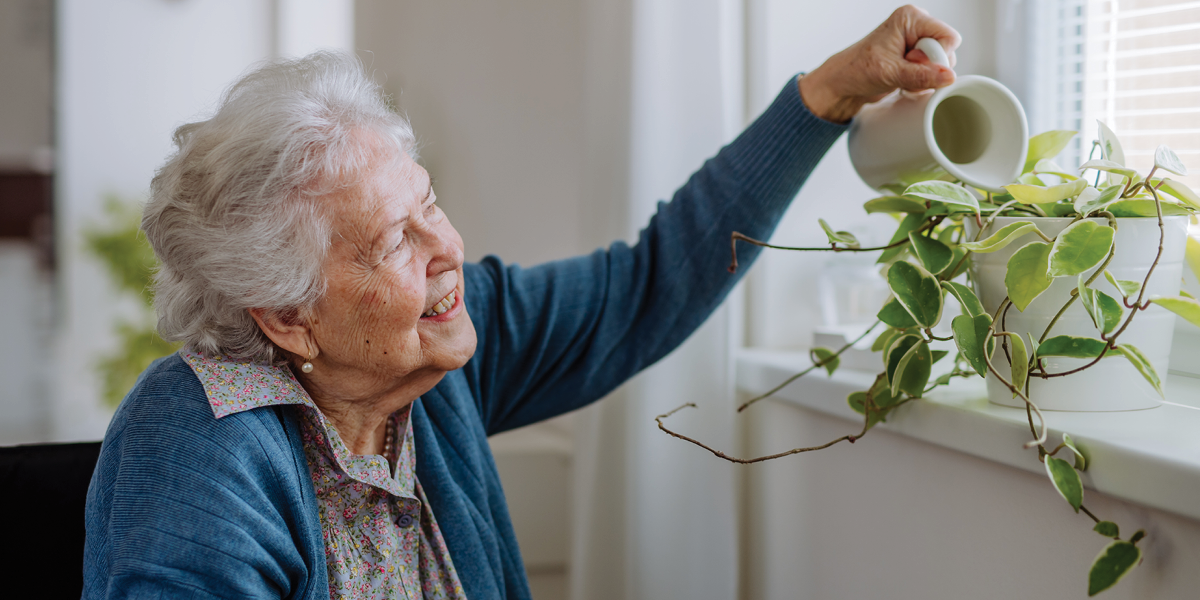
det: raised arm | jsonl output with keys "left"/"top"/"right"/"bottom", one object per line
{"left": 461, "top": 6, "right": 962, "bottom": 434}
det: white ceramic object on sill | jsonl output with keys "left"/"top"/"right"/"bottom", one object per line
{"left": 968, "top": 215, "right": 1188, "bottom": 411}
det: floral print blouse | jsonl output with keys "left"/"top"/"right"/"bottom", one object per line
{"left": 182, "top": 350, "right": 467, "bottom": 600}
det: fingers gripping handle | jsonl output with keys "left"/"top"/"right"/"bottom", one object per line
{"left": 915, "top": 37, "right": 950, "bottom": 68}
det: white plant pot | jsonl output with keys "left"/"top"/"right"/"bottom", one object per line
{"left": 967, "top": 215, "right": 1188, "bottom": 411}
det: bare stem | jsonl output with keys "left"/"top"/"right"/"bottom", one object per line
{"left": 657, "top": 375, "right": 885, "bottom": 464}
{"left": 984, "top": 299, "right": 1048, "bottom": 447}
{"left": 727, "top": 223, "right": 932, "bottom": 273}
{"left": 737, "top": 321, "right": 880, "bottom": 413}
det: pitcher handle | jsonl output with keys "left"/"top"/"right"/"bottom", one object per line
{"left": 915, "top": 37, "right": 950, "bottom": 68}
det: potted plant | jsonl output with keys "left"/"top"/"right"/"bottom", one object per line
{"left": 657, "top": 125, "right": 1200, "bottom": 596}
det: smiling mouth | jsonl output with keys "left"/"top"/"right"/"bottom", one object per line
{"left": 422, "top": 290, "right": 457, "bottom": 317}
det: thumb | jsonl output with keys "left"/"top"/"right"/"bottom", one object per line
{"left": 896, "top": 57, "right": 955, "bottom": 91}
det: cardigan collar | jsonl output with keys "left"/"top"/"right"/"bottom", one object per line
{"left": 179, "top": 349, "right": 414, "bottom": 498}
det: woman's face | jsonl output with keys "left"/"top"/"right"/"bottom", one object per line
{"left": 306, "top": 141, "right": 476, "bottom": 400}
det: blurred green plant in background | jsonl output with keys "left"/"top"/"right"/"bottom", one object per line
{"left": 84, "top": 196, "right": 179, "bottom": 407}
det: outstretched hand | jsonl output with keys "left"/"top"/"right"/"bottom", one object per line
{"left": 799, "top": 5, "right": 961, "bottom": 123}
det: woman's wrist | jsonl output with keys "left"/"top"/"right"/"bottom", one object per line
{"left": 798, "top": 68, "right": 863, "bottom": 124}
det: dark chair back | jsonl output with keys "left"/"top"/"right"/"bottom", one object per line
{"left": 0, "top": 441, "right": 103, "bottom": 599}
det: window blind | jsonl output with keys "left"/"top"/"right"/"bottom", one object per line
{"left": 1083, "top": 0, "right": 1200, "bottom": 188}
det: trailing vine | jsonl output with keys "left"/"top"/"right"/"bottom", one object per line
{"left": 658, "top": 127, "right": 1200, "bottom": 596}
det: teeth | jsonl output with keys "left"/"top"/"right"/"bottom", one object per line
{"left": 423, "top": 291, "right": 456, "bottom": 317}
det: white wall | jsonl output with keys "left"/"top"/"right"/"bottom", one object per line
{"left": 54, "top": 0, "right": 353, "bottom": 441}
{"left": 0, "top": 0, "right": 54, "bottom": 445}
{"left": 741, "top": 399, "right": 1200, "bottom": 599}
{"left": 54, "top": 0, "right": 275, "bottom": 441}
{"left": 0, "top": 0, "right": 53, "bottom": 169}
{"left": 355, "top": 0, "right": 591, "bottom": 268}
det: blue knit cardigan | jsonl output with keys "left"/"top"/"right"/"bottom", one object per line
{"left": 83, "top": 77, "right": 845, "bottom": 599}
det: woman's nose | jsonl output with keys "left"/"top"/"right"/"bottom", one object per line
{"left": 425, "top": 219, "right": 464, "bottom": 277}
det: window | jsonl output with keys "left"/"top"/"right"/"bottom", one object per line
{"left": 1026, "top": 0, "right": 1200, "bottom": 379}
{"left": 1032, "top": 0, "right": 1200, "bottom": 188}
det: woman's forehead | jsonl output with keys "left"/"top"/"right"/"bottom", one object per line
{"left": 331, "top": 149, "right": 428, "bottom": 243}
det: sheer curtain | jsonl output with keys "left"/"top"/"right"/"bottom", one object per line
{"left": 571, "top": 1, "right": 746, "bottom": 598}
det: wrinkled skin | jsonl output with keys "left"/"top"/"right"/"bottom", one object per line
{"left": 800, "top": 5, "right": 961, "bottom": 123}
{"left": 252, "top": 137, "right": 476, "bottom": 455}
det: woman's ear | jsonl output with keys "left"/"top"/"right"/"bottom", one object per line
{"left": 249, "top": 308, "right": 316, "bottom": 360}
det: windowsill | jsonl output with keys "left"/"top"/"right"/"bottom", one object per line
{"left": 736, "top": 347, "right": 1200, "bottom": 523}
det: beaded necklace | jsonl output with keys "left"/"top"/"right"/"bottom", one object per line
{"left": 382, "top": 412, "right": 398, "bottom": 466}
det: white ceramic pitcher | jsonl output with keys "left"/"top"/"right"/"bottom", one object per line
{"left": 848, "top": 38, "right": 1028, "bottom": 194}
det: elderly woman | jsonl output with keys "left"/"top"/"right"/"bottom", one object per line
{"left": 84, "top": 6, "right": 958, "bottom": 600}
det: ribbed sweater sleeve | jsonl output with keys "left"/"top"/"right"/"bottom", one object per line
{"left": 460, "top": 75, "right": 847, "bottom": 434}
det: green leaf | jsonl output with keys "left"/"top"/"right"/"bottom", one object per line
{"left": 878, "top": 213, "right": 926, "bottom": 264}
{"left": 871, "top": 327, "right": 903, "bottom": 353}
{"left": 1130, "top": 530, "right": 1145, "bottom": 544}
{"left": 886, "top": 334, "right": 922, "bottom": 386}
{"left": 941, "top": 281, "right": 986, "bottom": 318}
{"left": 1106, "top": 199, "right": 1191, "bottom": 217}
{"left": 1078, "top": 277, "right": 1123, "bottom": 335}
{"left": 1097, "top": 121, "right": 1127, "bottom": 189}
{"left": 941, "top": 247, "right": 971, "bottom": 280}
{"left": 1076, "top": 185, "right": 1123, "bottom": 216}
{"left": 877, "top": 298, "right": 919, "bottom": 328}
{"left": 847, "top": 391, "right": 886, "bottom": 428}
{"left": 811, "top": 347, "right": 840, "bottom": 377}
{"left": 1088, "top": 541, "right": 1141, "bottom": 596}
{"left": 1156, "top": 178, "right": 1200, "bottom": 209}
{"left": 1104, "top": 270, "right": 1141, "bottom": 299}
{"left": 1114, "top": 344, "right": 1162, "bottom": 397}
{"left": 1018, "top": 173, "right": 1046, "bottom": 186}
{"left": 1072, "top": 186, "right": 1100, "bottom": 214}
{"left": 1038, "top": 335, "right": 1109, "bottom": 359}
{"left": 1184, "top": 290, "right": 1197, "bottom": 300}
{"left": 960, "top": 221, "right": 1042, "bottom": 253}
{"left": 1004, "top": 178, "right": 1088, "bottom": 205}
{"left": 931, "top": 349, "right": 950, "bottom": 364}
{"left": 928, "top": 373, "right": 953, "bottom": 388}
{"left": 1027, "top": 333, "right": 1040, "bottom": 370}
{"left": 1033, "top": 158, "right": 1079, "bottom": 180}
{"left": 864, "top": 196, "right": 928, "bottom": 214}
{"left": 1063, "top": 433, "right": 1087, "bottom": 471}
{"left": 951, "top": 313, "right": 995, "bottom": 378}
{"left": 890, "top": 339, "right": 932, "bottom": 398}
{"left": 887, "top": 261, "right": 944, "bottom": 328}
{"left": 1045, "top": 455, "right": 1084, "bottom": 512}
{"left": 1154, "top": 145, "right": 1187, "bottom": 176}
{"left": 818, "top": 218, "right": 861, "bottom": 248}
{"left": 903, "top": 181, "right": 980, "bottom": 213}
{"left": 1094, "top": 522, "right": 1119, "bottom": 538}
{"left": 1149, "top": 295, "right": 1200, "bottom": 327}
{"left": 1079, "top": 159, "right": 1138, "bottom": 179}
{"left": 1005, "top": 242, "right": 1054, "bottom": 312}
{"left": 870, "top": 377, "right": 902, "bottom": 409}
{"left": 1007, "top": 333, "right": 1029, "bottom": 398}
{"left": 1049, "top": 203, "right": 1080, "bottom": 217}
{"left": 1024, "top": 130, "right": 1076, "bottom": 173}
{"left": 1048, "top": 220, "right": 1115, "bottom": 277}
{"left": 1187, "top": 237, "right": 1200, "bottom": 285}
{"left": 907, "top": 232, "right": 954, "bottom": 274}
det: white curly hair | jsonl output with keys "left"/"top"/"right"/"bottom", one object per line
{"left": 143, "top": 51, "right": 416, "bottom": 363}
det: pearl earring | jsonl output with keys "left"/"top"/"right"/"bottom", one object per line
{"left": 301, "top": 353, "right": 314, "bottom": 374}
